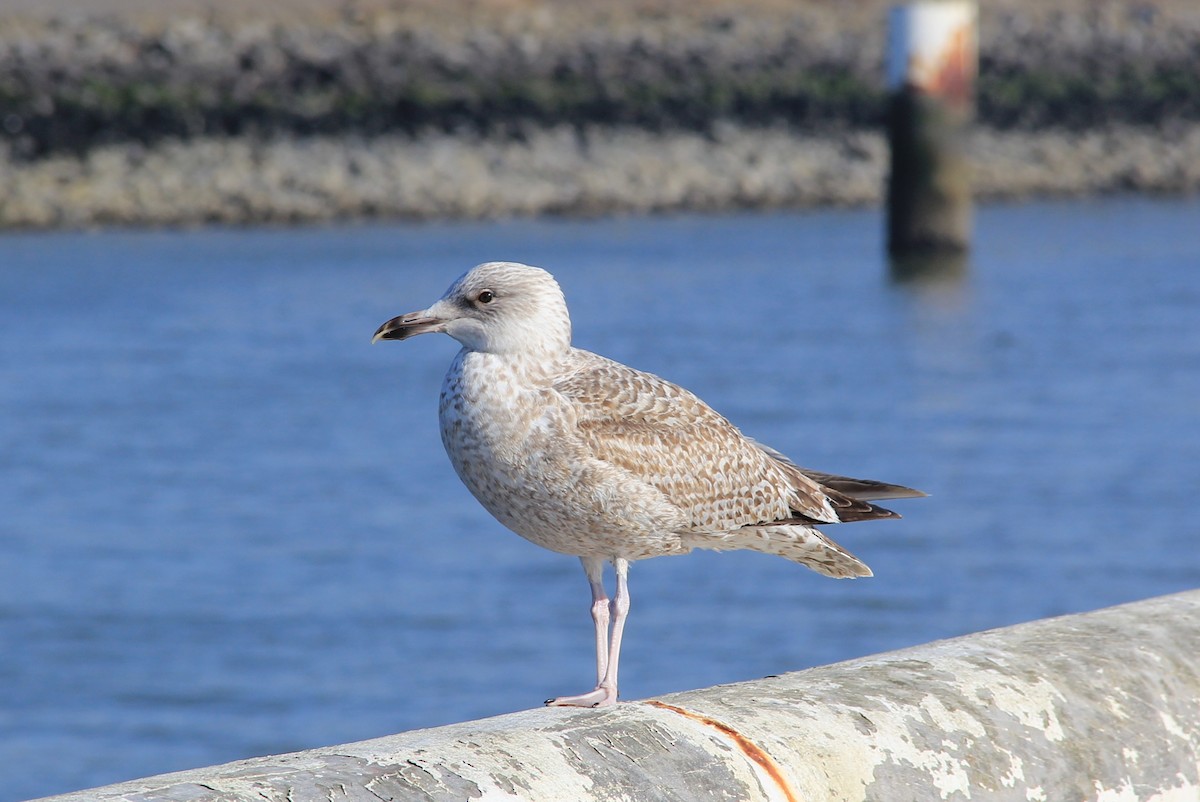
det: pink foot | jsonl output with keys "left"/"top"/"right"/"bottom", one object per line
{"left": 545, "top": 686, "right": 618, "bottom": 707}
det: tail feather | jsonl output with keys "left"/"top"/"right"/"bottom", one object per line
{"left": 689, "top": 525, "right": 872, "bottom": 579}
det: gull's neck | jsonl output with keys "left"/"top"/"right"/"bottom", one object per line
{"left": 457, "top": 342, "right": 573, "bottom": 387}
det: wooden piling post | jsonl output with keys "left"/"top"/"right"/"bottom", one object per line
{"left": 886, "top": 1, "right": 976, "bottom": 256}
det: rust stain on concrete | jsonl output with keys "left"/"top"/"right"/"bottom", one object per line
{"left": 643, "top": 700, "right": 800, "bottom": 802}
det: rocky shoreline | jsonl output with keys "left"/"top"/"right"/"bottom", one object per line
{"left": 1, "top": 0, "right": 1198, "bottom": 229}
{"left": 4, "top": 123, "right": 1197, "bottom": 229}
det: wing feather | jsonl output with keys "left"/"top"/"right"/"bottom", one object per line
{"left": 554, "top": 351, "right": 860, "bottom": 531}
{"left": 750, "top": 440, "right": 926, "bottom": 501}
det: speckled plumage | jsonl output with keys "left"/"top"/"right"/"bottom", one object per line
{"left": 374, "top": 261, "right": 923, "bottom": 706}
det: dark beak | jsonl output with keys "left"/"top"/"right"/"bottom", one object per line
{"left": 372, "top": 311, "right": 446, "bottom": 343}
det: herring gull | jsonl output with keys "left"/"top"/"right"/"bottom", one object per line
{"left": 373, "top": 261, "right": 923, "bottom": 707}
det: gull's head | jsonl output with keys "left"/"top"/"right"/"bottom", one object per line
{"left": 372, "top": 262, "right": 572, "bottom": 356}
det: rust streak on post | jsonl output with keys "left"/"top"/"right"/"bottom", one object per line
{"left": 643, "top": 699, "right": 800, "bottom": 802}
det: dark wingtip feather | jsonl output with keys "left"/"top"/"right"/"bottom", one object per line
{"left": 806, "top": 473, "right": 928, "bottom": 501}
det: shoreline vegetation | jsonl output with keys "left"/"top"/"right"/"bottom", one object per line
{"left": 2, "top": 0, "right": 1199, "bottom": 229}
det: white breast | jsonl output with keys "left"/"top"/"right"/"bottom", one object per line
{"left": 437, "top": 349, "right": 689, "bottom": 560}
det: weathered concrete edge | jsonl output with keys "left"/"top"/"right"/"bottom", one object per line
{"left": 34, "top": 589, "right": 1200, "bottom": 802}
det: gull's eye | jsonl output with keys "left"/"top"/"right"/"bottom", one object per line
{"left": 476, "top": 290, "right": 495, "bottom": 305}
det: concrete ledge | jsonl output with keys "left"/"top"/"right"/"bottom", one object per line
{"left": 36, "top": 590, "right": 1200, "bottom": 802}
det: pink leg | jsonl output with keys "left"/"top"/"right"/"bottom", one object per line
{"left": 583, "top": 557, "right": 610, "bottom": 684}
{"left": 596, "top": 557, "right": 630, "bottom": 702}
{"left": 545, "top": 557, "right": 629, "bottom": 707}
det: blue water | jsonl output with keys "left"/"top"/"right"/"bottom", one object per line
{"left": 2, "top": 197, "right": 1198, "bottom": 801}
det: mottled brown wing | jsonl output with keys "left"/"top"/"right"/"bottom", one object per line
{"left": 552, "top": 351, "right": 841, "bottom": 531}
{"left": 763, "top": 458, "right": 903, "bottom": 525}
